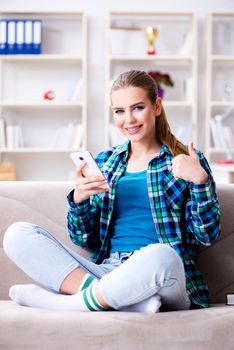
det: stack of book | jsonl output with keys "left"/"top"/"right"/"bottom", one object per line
{"left": 0, "top": 18, "right": 42, "bottom": 55}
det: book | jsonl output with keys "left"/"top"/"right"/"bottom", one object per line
{"left": 14, "top": 125, "right": 24, "bottom": 147}
{"left": 16, "top": 20, "right": 24, "bottom": 54}
{"left": 24, "top": 20, "right": 33, "bottom": 54}
{"left": 222, "top": 126, "right": 234, "bottom": 148}
{"left": 6, "top": 124, "right": 24, "bottom": 148}
{"left": 0, "top": 19, "right": 7, "bottom": 54}
{"left": 6, "top": 125, "right": 14, "bottom": 148}
{"left": 33, "top": 20, "right": 42, "bottom": 54}
{"left": 184, "top": 78, "right": 193, "bottom": 102}
{"left": 226, "top": 293, "right": 234, "bottom": 305}
{"left": 210, "top": 118, "right": 223, "bottom": 149}
{"left": 7, "top": 20, "right": 16, "bottom": 54}
{"left": 0, "top": 118, "right": 6, "bottom": 148}
{"left": 52, "top": 123, "right": 76, "bottom": 148}
{"left": 72, "top": 124, "right": 83, "bottom": 149}
{"left": 179, "top": 33, "right": 193, "bottom": 56}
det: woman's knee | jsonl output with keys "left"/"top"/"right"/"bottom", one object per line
{"left": 3, "top": 221, "right": 35, "bottom": 258}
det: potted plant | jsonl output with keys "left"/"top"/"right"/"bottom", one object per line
{"left": 148, "top": 71, "right": 174, "bottom": 99}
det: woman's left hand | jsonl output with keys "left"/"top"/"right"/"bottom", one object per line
{"left": 172, "top": 142, "right": 208, "bottom": 184}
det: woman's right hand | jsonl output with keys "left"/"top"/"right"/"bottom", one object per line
{"left": 73, "top": 161, "right": 109, "bottom": 203}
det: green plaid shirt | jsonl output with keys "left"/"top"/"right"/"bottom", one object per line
{"left": 67, "top": 141, "right": 220, "bottom": 308}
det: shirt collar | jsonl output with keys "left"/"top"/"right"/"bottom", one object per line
{"left": 113, "top": 140, "right": 172, "bottom": 158}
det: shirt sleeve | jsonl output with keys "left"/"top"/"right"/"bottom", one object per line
{"left": 67, "top": 190, "right": 101, "bottom": 250}
{"left": 186, "top": 152, "right": 221, "bottom": 246}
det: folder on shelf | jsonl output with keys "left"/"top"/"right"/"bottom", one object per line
{"left": 32, "top": 20, "right": 42, "bottom": 54}
{"left": 7, "top": 20, "right": 16, "bottom": 54}
{"left": 24, "top": 20, "right": 33, "bottom": 54}
{"left": 0, "top": 20, "right": 7, "bottom": 55}
{"left": 16, "top": 20, "right": 25, "bottom": 54}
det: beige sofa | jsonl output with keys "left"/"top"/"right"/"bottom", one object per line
{"left": 0, "top": 181, "right": 234, "bottom": 350}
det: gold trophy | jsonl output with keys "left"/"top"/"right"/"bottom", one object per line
{"left": 144, "top": 26, "right": 159, "bottom": 55}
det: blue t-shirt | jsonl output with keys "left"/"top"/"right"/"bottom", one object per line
{"left": 110, "top": 170, "right": 158, "bottom": 252}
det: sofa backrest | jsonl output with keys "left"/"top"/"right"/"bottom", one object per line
{"left": 0, "top": 182, "right": 233, "bottom": 302}
{"left": 198, "top": 184, "right": 234, "bottom": 303}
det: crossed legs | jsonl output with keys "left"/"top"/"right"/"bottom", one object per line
{"left": 3, "top": 222, "right": 190, "bottom": 312}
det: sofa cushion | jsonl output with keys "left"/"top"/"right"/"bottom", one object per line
{"left": 0, "top": 301, "right": 234, "bottom": 350}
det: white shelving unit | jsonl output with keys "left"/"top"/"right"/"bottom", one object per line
{"left": 206, "top": 13, "right": 234, "bottom": 164}
{"left": 0, "top": 11, "right": 87, "bottom": 181}
{"left": 105, "top": 12, "right": 197, "bottom": 148}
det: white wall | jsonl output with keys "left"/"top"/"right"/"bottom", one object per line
{"left": 1, "top": 0, "right": 234, "bottom": 154}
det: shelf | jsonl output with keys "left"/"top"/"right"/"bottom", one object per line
{"left": 211, "top": 163, "right": 234, "bottom": 172}
{"left": 210, "top": 101, "right": 234, "bottom": 107}
{"left": 109, "top": 55, "right": 194, "bottom": 62}
{"left": 0, "top": 148, "right": 81, "bottom": 153}
{"left": 209, "top": 148, "right": 234, "bottom": 153}
{"left": 0, "top": 101, "right": 83, "bottom": 108}
{"left": 210, "top": 55, "right": 234, "bottom": 61}
{"left": 0, "top": 11, "right": 84, "bottom": 16}
{"left": 110, "top": 11, "right": 195, "bottom": 16}
{"left": 0, "top": 54, "right": 84, "bottom": 61}
{"left": 163, "top": 101, "right": 193, "bottom": 107}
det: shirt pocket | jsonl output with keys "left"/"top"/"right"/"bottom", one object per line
{"left": 164, "top": 171, "right": 188, "bottom": 210}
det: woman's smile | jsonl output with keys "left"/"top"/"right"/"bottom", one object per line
{"left": 124, "top": 125, "right": 143, "bottom": 134}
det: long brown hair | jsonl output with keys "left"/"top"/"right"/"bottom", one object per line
{"left": 111, "top": 70, "right": 189, "bottom": 156}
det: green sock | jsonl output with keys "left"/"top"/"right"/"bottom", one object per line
{"left": 82, "top": 283, "right": 109, "bottom": 311}
{"left": 79, "top": 274, "right": 96, "bottom": 292}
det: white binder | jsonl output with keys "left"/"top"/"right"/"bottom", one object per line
{"left": 7, "top": 20, "right": 16, "bottom": 54}
{"left": 0, "top": 20, "right": 7, "bottom": 54}
{"left": 25, "top": 20, "right": 33, "bottom": 54}
{"left": 33, "top": 20, "right": 42, "bottom": 54}
{"left": 16, "top": 20, "right": 24, "bottom": 54}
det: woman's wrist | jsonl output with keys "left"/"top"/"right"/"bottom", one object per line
{"left": 191, "top": 169, "right": 208, "bottom": 185}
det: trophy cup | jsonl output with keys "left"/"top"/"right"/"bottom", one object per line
{"left": 144, "top": 26, "right": 159, "bottom": 55}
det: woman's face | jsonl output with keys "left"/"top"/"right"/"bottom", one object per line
{"left": 111, "top": 86, "right": 162, "bottom": 144}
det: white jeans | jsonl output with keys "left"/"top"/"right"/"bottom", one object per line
{"left": 3, "top": 222, "right": 191, "bottom": 311}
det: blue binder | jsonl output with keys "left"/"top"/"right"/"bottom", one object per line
{"left": 16, "top": 20, "right": 25, "bottom": 54}
{"left": 7, "top": 20, "right": 16, "bottom": 54}
{"left": 0, "top": 19, "right": 7, "bottom": 54}
{"left": 32, "top": 20, "right": 42, "bottom": 54}
{"left": 24, "top": 20, "right": 33, "bottom": 54}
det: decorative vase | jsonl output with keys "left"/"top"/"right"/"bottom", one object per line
{"left": 157, "top": 86, "right": 165, "bottom": 99}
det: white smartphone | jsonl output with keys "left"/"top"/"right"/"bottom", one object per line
{"left": 70, "top": 151, "right": 109, "bottom": 188}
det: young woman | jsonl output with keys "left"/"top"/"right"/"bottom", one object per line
{"left": 3, "top": 70, "right": 220, "bottom": 313}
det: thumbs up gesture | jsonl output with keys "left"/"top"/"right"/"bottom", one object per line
{"left": 171, "top": 142, "right": 208, "bottom": 184}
